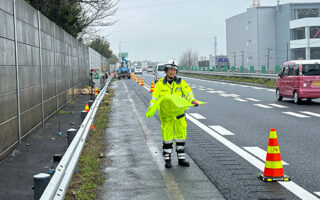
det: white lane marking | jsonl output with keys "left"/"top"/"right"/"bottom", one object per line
{"left": 207, "top": 90, "right": 224, "bottom": 94}
{"left": 207, "top": 88, "right": 214, "bottom": 90}
{"left": 243, "top": 146, "right": 289, "bottom": 165}
{"left": 219, "top": 94, "right": 234, "bottom": 97}
{"left": 143, "top": 86, "right": 149, "bottom": 91}
{"left": 267, "top": 89, "right": 275, "bottom": 92}
{"left": 246, "top": 98, "right": 261, "bottom": 102}
{"left": 251, "top": 87, "right": 264, "bottom": 90}
{"left": 300, "top": 111, "right": 320, "bottom": 118}
{"left": 198, "top": 88, "right": 206, "bottom": 91}
{"left": 189, "top": 113, "right": 206, "bottom": 119}
{"left": 209, "top": 125, "right": 235, "bottom": 135}
{"left": 240, "top": 85, "right": 250, "bottom": 88}
{"left": 220, "top": 82, "right": 227, "bottom": 85}
{"left": 254, "top": 104, "right": 273, "bottom": 109}
{"left": 314, "top": 192, "right": 320, "bottom": 197}
{"left": 228, "top": 83, "right": 237, "bottom": 86}
{"left": 186, "top": 114, "right": 319, "bottom": 200}
{"left": 283, "top": 112, "right": 310, "bottom": 118}
{"left": 268, "top": 104, "right": 288, "bottom": 108}
{"left": 234, "top": 98, "right": 248, "bottom": 102}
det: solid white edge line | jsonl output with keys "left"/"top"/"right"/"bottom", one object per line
{"left": 243, "top": 146, "right": 289, "bottom": 165}
{"left": 186, "top": 114, "right": 319, "bottom": 200}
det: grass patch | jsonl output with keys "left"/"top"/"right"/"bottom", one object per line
{"left": 180, "top": 72, "right": 276, "bottom": 88}
{"left": 65, "top": 88, "right": 114, "bottom": 200}
{"left": 58, "top": 110, "right": 73, "bottom": 114}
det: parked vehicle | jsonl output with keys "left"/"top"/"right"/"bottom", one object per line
{"left": 276, "top": 60, "right": 320, "bottom": 104}
{"left": 147, "top": 66, "right": 154, "bottom": 73}
{"left": 154, "top": 64, "right": 166, "bottom": 83}
{"left": 134, "top": 64, "right": 143, "bottom": 74}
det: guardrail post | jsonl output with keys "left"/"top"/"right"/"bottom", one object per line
{"left": 67, "top": 128, "right": 77, "bottom": 146}
{"left": 33, "top": 173, "right": 50, "bottom": 200}
{"left": 81, "top": 111, "right": 87, "bottom": 122}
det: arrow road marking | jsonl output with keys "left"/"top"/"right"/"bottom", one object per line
{"left": 186, "top": 114, "right": 319, "bottom": 200}
{"left": 243, "top": 146, "right": 289, "bottom": 165}
{"left": 209, "top": 125, "right": 235, "bottom": 135}
{"left": 283, "top": 112, "right": 310, "bottom": 118}
{"left": 300, "top": 111, "right": 320, "bottom": 118}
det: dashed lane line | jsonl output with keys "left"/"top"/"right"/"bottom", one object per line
{"left": 189, "top": 113, "right": 206, "bottom": 120}
{"left": 254, "top": 104, "right": 273, "bottom": 109}
{"left": 209, "top": 125, "right": 235, "bottom": 135}
{"left": 268, "top": 104, "right": 288, "bottom": 108}
{"left": 300, "top": 111, "right": 320, "bottom": 118}
{"left": 207, "top": 90, "right": 224, "bottom": 94}
{"left": 283, "top": 112, "right": 310, "bottom": 118}
{"left": 234, "top": 98, "right": 248, "bottom": 102}
{"left": 186, "top": 114, "right": 319, "bottom": 200}
{"left": 243, "top": 146, "right": 289, "bottom": 165}
{"left": 246, "top": 98, "right": 261, "bottom": 102}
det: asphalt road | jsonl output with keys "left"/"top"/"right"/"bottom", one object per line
{"left": 127, "top": 71, "right": 320, "bottom": 200}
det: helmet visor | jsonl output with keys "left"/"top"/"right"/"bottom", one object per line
{"left": 165, "top": 64, "right": 178, "bottom": 70}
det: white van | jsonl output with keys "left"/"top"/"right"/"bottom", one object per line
{"left": 134, "top": 65, "right": 142, "bottom": 74}
{"left": 154, "top": 64, "right": 166, "bottom": 83}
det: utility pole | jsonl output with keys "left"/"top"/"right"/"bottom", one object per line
{"left": 214, "top": 36, "right": 217, "bottom": 66}
{"left": 240, "top": 50, "right": 244, "bottom": 67}
{"left": 233, "top": 51, "right": 236, "bottom": 67}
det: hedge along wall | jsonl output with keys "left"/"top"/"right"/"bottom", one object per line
{"left": 0, "top": 0, "right": 93, "bottom": 159}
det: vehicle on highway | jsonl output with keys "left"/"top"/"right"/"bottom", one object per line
{"left": 276, "top": 60, "right": 320, "bottom": 104}
{"left": 147, "top": 66, "right": 154, "bottom": 73}
{"left": 154, "top": 63, "right": 166, "bottom": 83}
{"left": 134, "top": 64, "right": 143, "bottom": 74}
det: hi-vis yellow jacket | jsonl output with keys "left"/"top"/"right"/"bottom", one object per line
{"left": 149, "top": 76, "right": 195, "bottom": 108}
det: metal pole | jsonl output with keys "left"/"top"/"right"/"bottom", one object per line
{"left": 13, "top": 0, "right": 21, "bottom": 144}
{"left": 33, "top": 173, "right": 51, "bottom": 200}
{"left": 38, "top": 11, "right": 44, "bottom": 126}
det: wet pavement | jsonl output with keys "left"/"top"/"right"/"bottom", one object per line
{"left": 99, "top": 80, "right": 225, "bottom": 200}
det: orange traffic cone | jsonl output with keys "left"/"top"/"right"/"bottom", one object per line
{"left": 85, "top": 104, "right": 89, "bottom": 112}
{"left": 150, "top": 81, "right": 154, "bottom": 93}
{"left": 90, "top": 123, "right": 95, "bottom": 130}
{"left": 137, "top": 76, "right": 140, "bottom": 84}
{"left": 140, "top": 78, "right": 144, "bottom": 86}
{"left": 258, "top": 128, "right": 290, "bottom": 182}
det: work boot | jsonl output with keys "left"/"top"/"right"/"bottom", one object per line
{"left": 165, "top": 159, "right": 172, "bottom": 168}
{"left": 178, "top": 159, "right": 190, "bottom": 167}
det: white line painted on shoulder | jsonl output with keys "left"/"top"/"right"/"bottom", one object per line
{"left": 186, "top": 114, "right": 319, "bottom": 200}
{"left": 189, "top": 113, "right": 206, "bottom": 120}
{"left": 251, "top": 87, "right": 264, "bottom": 90}
{"left": 314, "top": 192, "right": 320, "bottom": 197}
{"left": 243, "top": 146, "right": 289, "bottom": 165}
{"left": 246, "top": 98, "right": 261, "bottom": 102}
{"left": 266, "top": 89, "right": 275, "bottom": 92}
{"left": 300, "top": 111, "right": 320, "bottom": 118}
{"left": 254, "top": 104, "right": 273, "bottom": 109}
{"left": 209, "top": 125, "right": 235, "bottom": 135}
{"left": 240, "top": 85, "right": 250, "bottom": 88}
{"left": 268, "top": 104, "right": 288, "bottom": 108}
{"left": 283, "top": 112, "right": 310, "bottom": 118}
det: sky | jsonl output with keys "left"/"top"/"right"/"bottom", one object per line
{"left": 102, "top": 0, "right": 320, "bottom": 62}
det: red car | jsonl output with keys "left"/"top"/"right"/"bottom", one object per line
{"left": 276, "top": 60, "right": 320, "bottom": 104}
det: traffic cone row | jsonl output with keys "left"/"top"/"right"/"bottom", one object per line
{"left": 140, "top": 78, "right": 144, "bottom": 86}
{"left": 258, "top": 128, "right": 290, "bottom": 182}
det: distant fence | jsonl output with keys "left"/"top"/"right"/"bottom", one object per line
{"left": 0, "top": 0, "right": 108, "bottom": 159}
{"left": 179, "top": 65, "right": 281, "bottom": 74}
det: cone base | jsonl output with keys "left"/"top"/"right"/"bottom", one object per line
{"left": 257, "top": 172, "right": 290, "bottom": 182}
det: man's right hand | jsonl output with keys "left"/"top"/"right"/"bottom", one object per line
{"left": 192, "top": 101, "right": 199, "bottom": 107}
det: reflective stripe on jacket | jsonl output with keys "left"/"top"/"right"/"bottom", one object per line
{"left": 149, "top": 76, "right": 195, "bottom": 106}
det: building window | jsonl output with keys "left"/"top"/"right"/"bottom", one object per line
{"left": 291, "top": 48, "right": 306, "bottom": 60}
{"left": 291, "top": 27, "right": 305, "bottom": 40}
{"left": 310, "top": 26, "right": 320, "bottom": 39}
{"left": 295, "top": 8, "right": 319, "bottom": 19}
{"left": 311, "top": 47, "right": 320, "bottom": 59}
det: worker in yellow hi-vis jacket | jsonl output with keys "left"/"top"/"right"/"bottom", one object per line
{"left": 149, "top": 59, "right": 199, "bottom": 168}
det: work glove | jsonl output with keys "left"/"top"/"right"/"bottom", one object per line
{"left": 192, "top": 101, "right": 199, "bottom": 107}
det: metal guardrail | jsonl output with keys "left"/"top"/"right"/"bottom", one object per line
{"left": 40, "top": 76, "right": 113, "bottom": 200}
{"left": 180, "top": 70, "right": 278, "bottom": 80}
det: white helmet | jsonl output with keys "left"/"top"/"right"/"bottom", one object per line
{"left": 165, "top": 59, "right": 178, "bottom": 72}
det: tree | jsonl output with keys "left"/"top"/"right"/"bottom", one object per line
{"left": 25, "top": 0, "right": 118, "bottom": 39}
{"left": 88, "top": 37, "right": 117, "bottom": 63}
{"left": 179, "top": 50, "right": 198, "bottom": 69}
